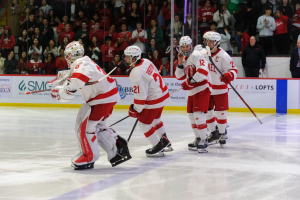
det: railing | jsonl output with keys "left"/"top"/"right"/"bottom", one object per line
{"left": 0, "top": 0, "right": 8, "bottom": 26}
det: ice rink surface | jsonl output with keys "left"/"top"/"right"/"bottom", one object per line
{"left": 1, "top": 107, "right": 300, "bottom": 200}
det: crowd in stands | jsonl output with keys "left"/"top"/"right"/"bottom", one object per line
{"left": 0, "top": 0, "right": 300, "bottom": 77}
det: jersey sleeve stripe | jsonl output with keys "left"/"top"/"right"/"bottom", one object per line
{"left": 71, "top": 73, "right": 90, "bottom": 83}
{"left": 87, "top": 87, "right": 118, "bottom": 103}
{"left": 134, "top": 99, "right": 146, "bottom": 105}
{"left": 177, "top": 75, "right": 186, "bottom": 80}
{"left": 212, "top": 84, "right": 228, "bottom": 89}
{"left": 197, "top": 68, "right": 209, "bottom": 76}
{"left": 230, "top": 69, "right": 238, "bottom": 74}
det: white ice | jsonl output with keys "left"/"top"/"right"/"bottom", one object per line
{"left": 0, "top": 107, "right": 300, "bottom": 200}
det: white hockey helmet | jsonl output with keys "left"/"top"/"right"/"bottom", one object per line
{"left": 205, "top": 32, "right": 221, "bottom": 47}
{"left": 194, "top": 44, "right": 204, "bottom": 52}
{"left": 64, "top": 41, "right": 84, "bottom": 68}
{"left": 179, "top": 36, "right": 193, "bottom": 56}
{"left": 124, "top": 45, "right": 141, "bottom": 64}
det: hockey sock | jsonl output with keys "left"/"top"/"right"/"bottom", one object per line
{"left": 139, "top": 122, "right": 159, "bottom": 146}
{"left": 206, "top": 110, "right": 216, "bottom": 132}
{"left": 188, "top": 113, "right": 201, "bottom": 138}
{"left": 152, "top": 119, "right": 166, "bottom": 138}
{"left": 215, "top": 111, "right": 227, "bottom": 134}
{"left": 194, "top": 112, "right": 207, "bottom": 140}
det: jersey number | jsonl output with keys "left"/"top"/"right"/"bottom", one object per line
{"left": 153, "top": 72, "right": 167, "bottom": 93}
{"left": 91, "top": 60, "right": 114, "bottom": 83}
{"left": 133, "top": 86, "right": 140, "bottom": 93}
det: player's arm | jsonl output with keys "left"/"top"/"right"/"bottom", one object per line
{"left": 220, "top": 54, "right": 238, "bottom": 84}
{"left": 175, "top": 52, "right": 186, "bottom": 80}
{"left": 190, "top": 54, "right": 209, "bottom": 83}
{"left": 67, "top": 63, "right": 93, "bottom": 92}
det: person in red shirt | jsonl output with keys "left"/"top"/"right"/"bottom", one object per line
{"left": 89, "top": 13, "right": 99, "bottom": 30}
{"left": 149, "top": 50, "right": 162, "bottom": 74}
{"left": 0, "top": 26, "right": 16, "bottom": 58}
{"left": 236, "top": 27, "right": 250, "bottom": 55}
{"left": 118, "top": 23, "right": 132, "bottom": 57}
{"left": 59, "top": 23, "right": 75, "bottom": 44}
{"left": 28, "top": 52, "right": 43, "bottom": 74}
{"left": 43, "top": 53, "right": 56, "bottom": 75}
{"left": 105, "top": 24, "right": 119, "bottom": 44}
{"left": 56, "top": 15, "right": 73, "bottom": 36}
{"left": 274, "top": 8, "right": 289, "bottom": 55}
{"left": 163, "top": 0, "right": 178, "bottom": 26}
{"left": 198, "top": 0, "right": 216, "bottom": 36}
{"left": 165, "top": 52, "right": 178, "bottom": 76}
{"left": 108, "top": 54, "right": 127, "bottom": 75}
{"left": 99, "top": 7, "right": 111, "bottom": 31}
{"left": 101, "top": 36, "right": 120, "bottom": 71}
{"left": 89, "top": 22, "right": 104, "bottom": 44}
{"left": 55, "top": 48, "right": 68, "bottom": 74}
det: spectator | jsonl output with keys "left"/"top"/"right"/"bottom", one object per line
{"left": 89, "top": 22, "right": 104, "bottom": 44}
{"left": 44, "top": 39, "right": 58, "bottom": 58}
{"left": 79, "top": 0, "right": 93, "bottom": 18}
{"left": 198, "top": 0, "right": 216, "bottom": 36}
{"left": 105, "top": 24, "right": 118, "bottom": 44}
{"left": 213, "top": 4, "right": 231, "bottom": 34}
{"left": 235, "top": 27, "right": 250, "bottom": 55}
{"left": 0, "top": 52, "right": 5, "bottom": 74}
{"left": 0, "top": 26, "right": 4, "bottom": 40}
{"left": 99, "top": 5, "right": 112, "bottom": 31}
{"left": 25, "top": 0, "right": 38, "bottom": 14}
{"left": 144, "top": 3, "right": 157, "bottom": 30}
{"left": 112, "top": 0, "right": 126, "bottom": 17}
{"left": 56, "top": 48, "right": 68, "bottom": 73}
{"left": 204, "top": 21, "right": 218, "bottom": 35}
{"left": 17, "top": 29, "right": 30, "bottom": 59}
{"left": 108, "top": 54, "right": 126, "bottom": 75}
{"left": 4, "top": 50, "right": 17, "bottom": 74}
{"left": 75, "top": 21, "right": 89, "bottom": 48}
{"left": 127, "top": 2, "right": 141, "bottom": 32}
{"left": 31, "top": 27, "right": 43, "bottom": 46}
{"left": 149, "top": 50, "right": 162, "bottom": 72}
{"left": 147, "top": 19, "right": 164, "bottom": 48}
{"left": 36, "top": 10, "right": 45, "bottom": 27}
{"left": 28, "top": 52, "right": 42, "bottom": 74}
{"left": 165, "top": 52, "right": 178, "bottom": 76}
{"left": 73, "top": 10, "right": 89, "bottom": 33}
{"left": 66, "top": 0, "right": 79, "bottom": 22}
{"left": 47, "top": 9, "right": 59, "bottom": 28}
{"left": 88, "top": 36, "right": 101, "bottom": 66}
{"left": 39, "top": 0, "right": 52, "bottom": 18}
{"left": 290, "top": 39, "right": 300, "bottom": 78}
{"left": 131, "top": 21, "right": 147, "bottom": 58}
{"left": 115, "top": 6, "right": 128, "bottom": 32}
{"left": 242, "top": 36, "right": 266, "bottom": 77}
{"left": 39, "top": 18, "right": 54, "bottom": 49}
{"left": 43, "top": 53, "right": 56, "bottom": 74}
{"left": 118, "top": 23, "right": 132, "bottom": 57}
{"left": 126, "top": 0, "right": 139, "bottom": 13}
{"left": 59, "top": 23, "right": 75, "bottom": 44}
{"left": 225, "top": 0, "right": 242, "bottom": 15}
{"left": 0, "top": 26, "right": 16, "bottom": 59}
{"left": 292, "top": 3, "right": 300, "bottom": 42}
{"left": 277, "top": 0, "right": 293, "bottom": 19}
{"left": 244, "top": 2, "right": 260, "bottom": 37}
{"left": 163, "top": 0, "right": 178, "bottom": 26}
{"left": 167, "top": 14, "right": 182, "bottom": 39}
{"left": 141, "top": 0, "right": 155, "bottom": 16}
{"left": 52, "top": 0, "right": 65, "bottom": 20}
{"left": 19, "top": 7, "right": 31, "bottom": 30}
{"left": 220, "top": 26, "right": 232, "bottom": 54}
{"left": 274, "top": 7, "right": 289, "bottom": 55}
{"left": 256, "top": 6, "right": 276, "bottom": 56}
{"left": 183, "top": 13, "right": 193, "bottom": 37}
{"left": 28, "top": 37, "right": 42, "bottom": 60}
{"left": 8, "top": 0, "right": 22, "bottom": 37}
{"left": 56, "top": 15, "right": 73, "bottom": 36}
{"left": 233, "top": 3, "right": 247, "bottom": 31}
{"left": 58, "top": 36, "right": 70, "bottom": 55}
{"left": 101, "top": 36, "right": 120, "bottom": 71}
{"left": 17, "top": 51, "right": 28, "bottom": 74}
{"left": 146, "top": 38, "right": 164, "bottom": 59}
{"left": 89, "top": 13, "right": 99, "bottom": 30}
{"left": 23, "top": 12, "right": 37, "bottom": 39}
{"left": 165, "top": 37, "right": 179, "bottom": 57}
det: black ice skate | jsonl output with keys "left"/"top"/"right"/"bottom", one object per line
{"left": 110, "top": 135, "right": 132, "bottom": 167}
{"left": 218, "top": 134, "right": 226, "bottom": 148}
{"left": 188, "top": 137, "right": 201, "bottom": 151}
{"left": 72, "top": 162, "right": 94, "bottom": 170}
{"left": 146, "top": 135, "right": 168, "bottom": 157}
{"left": 197, "top": 139, "right": 208, "bottom": 153}
{"left": 162, "top": 133, "right": 173, "bottom": 152}
{"left": 216, "top": 125, "right": 228, "bottom": 139}
{"left": 207, "top": 130, "right": 219, "bottom": 145}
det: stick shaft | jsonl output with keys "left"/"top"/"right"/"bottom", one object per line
{"left": 127, "top": 119, "right": 138, "bottom": 142}
{"left": 109, "top": 116, "right": 130, "bottom": 127}
{"left": 170, "top": 87, "right": 182, "bottom": 95}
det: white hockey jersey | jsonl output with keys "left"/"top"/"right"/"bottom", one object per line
{"left": 201, "top": 48, "right": 238, "bottom": 95}
{"left": 67, "top": 56, "right": 120, "bottom": 106}
{"left": 175, "top": 50, "right": 212, "bottom": 96}
{"left": 129, "top": 59, "right": 171, "bottom": 113}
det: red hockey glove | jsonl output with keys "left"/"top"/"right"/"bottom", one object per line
{"left": 129, "top": 104, "right": 139, "bottom": 118}
{"left": 51, "top": 88, "right": 60, "bottom": 100}
{"left": 181, "top": 78, "right": 196, "bottom": 90}
{"left": 221, "top": 72, "right": 234, "bottom": 84}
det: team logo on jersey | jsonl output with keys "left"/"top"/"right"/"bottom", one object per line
{"left": 115, "top": 79, "right": 126, "bottom": 99}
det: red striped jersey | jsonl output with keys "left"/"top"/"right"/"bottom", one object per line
{"left": 67, "top": 56, "right": 120, "bottom": 106}
{"left": 201, "top": 48, "right": 238, "bottom": 95}
{"left": 129, "top": 59, "right": 171, "bottom": 112}
{"left": 175, "top": 50, "right": 212, "bottom": 96}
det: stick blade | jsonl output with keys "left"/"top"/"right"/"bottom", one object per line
{"left": 24, "top": 92, "right": 31, "bottom": 95}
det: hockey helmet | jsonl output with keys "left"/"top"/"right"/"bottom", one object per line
{"left": 179, "top": 36, "right": 193, "bottom": 56}
{"left": 194, "top": 44, "right": 204, "bottom": 52}
{"left": 205, "top": 32, "right": 221, "bottom": 47}
{"left": 124, "top": 45, "right": 141, "bottom": 64}
{"left": 64, "top": 41, "right": 84, "bottom": 68}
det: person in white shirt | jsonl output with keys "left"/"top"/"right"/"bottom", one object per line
{"left": 131, "top": 21, "right": 148, "bottom": 58}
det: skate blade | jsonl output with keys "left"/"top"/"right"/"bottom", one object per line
{"left": 111, "top": 155, "right": 132, "bottom": 167}
{"left": 164, "top": 146, "right": 174, "bottom": 152}
{"left": 146, "top": 151, "right": 164, "bottom": 157}
{"left": 72, "top": 163, "right": 94, "bottom": 170}
{"left": 197, "top": 149, "right": 208, "bottom": 153}
{"left": 188, "top": 147, "right": 197, "bottom": 151}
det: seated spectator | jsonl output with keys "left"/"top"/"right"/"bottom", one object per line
{"left": 23, "top": 12, "right": 37, "bottom": 39}
{"left": 163, "top": 0, "right": 178, "bottom": 26}
{"left": 59, "top": 23, "right": 75, "bottom": 44}
{"left": 115, "top": 6, "right": 128, "bottom": 32}
{"left": 144, "top": 3, "right": 157, "bottom": 30}
{"left": 213, "top": 4, "right": 231, "bottom": 34}
{"left": 0, "top": 26, "right": 16, "bottom": 59}
{"left": 36, "top": 10, "right": 45, "bottom": 27}
{"left": 105, "top": 24, "right": 118, "bottom": 44}
{"left": 235, "top": 27, "right": 250, "bottom": 55}
{"left": 165, "top": 37, "right": 178, "bottom": 57}
{"left": 167, "top": 14, "right": 182, "bottom": 39}
{"left": 43, "top": 53, "right": 56, "bottom": 74}
{"left": 31, "top": 27, "right": 43, "bottom": 46}
{"left": 56, "top": 15, "right": 73, "bottom": 36}
{"left": 47, "top": 9, "right": 59, "bottom": 28}
{"left": 127, "top": 2, "right": 141, "bottom": 32}
{"left": 141, "top": 0, "right": 155, "bottom": 16}
{"left": 79, "top": 0, "right": 93, "bottom": 18}
{"left": 0, "top": 52, "right": 6, "bottom": 74}
{"left": 256, "top": 6, "right": 276, "bottom": 56}
{"left": 17, "top": 51, "right": 29, "bottom": 74}
{"left": 66, "top": 0, "right": 79, "bottom": 22}
{"left": 4, "top": 50, "right": 17, "bottom": 74}
{"left": 39, "top": 18, "right": 54, "bottom": 49}
{"left": 147, "top": 19, "right": 164, "bottom": 48}
{"left": 28, "top": 37, "right": 42, "bottom": 60}
{"left": 165, "top": 52, "right": 178, "bottom": 76}
{"left": 126, "top": 0, "right": 139, "bottom": 13}
{"left": 56, "top": 48, "right": 68, "bottom": 73}
{"left": 8, "top": 0, "right": 22, "bottom": 37}
{"left": 220, "top": 26, "right": 232, "bottom": 54}
{"left": 146, "top": 38, "right": 164, "bottom": 59}
{"left": 131, "top": 21, "right": 147, "bottom": 58}
{"left": 44, "top": 39, "right": 58, "bottom": 58}
{"left": 73, "top": 10, "right": 89, "bottom": 33}
{"left": 88, "top": 36, "right": 101, "bottom": 66}
{"left": 108, "top": 54, "right": 126, "bottom": 75}
{"left": 28, "top": 52, "right": 42, "bottom": 74}
{"left": 277, "top": 0, "right": 293, "bottom": 19}
{"left": 89, "top": 13, "right": 99, "bottom": 30}
{"left": 118, "top": 23, "right": 132, "bottom": 57}
{"left": 274, "top": 8, "right": 289, "bottom": 55}
{"left": 17, "top": 29, "right": 31, "bottom": 59}
{"left": 39, "top": 0, "right": 52, "bottom": 18}
{"left": 89, "top": 22, "right": 104, "bottom": 44}
{"left": 198, "top": 0, "right": 216, "bottom": 36}
{"left": 58, "top": 36, "right": 70, "bottom": 55}
{"left": 99, "top": 6, "right": 111, "bottom": 31}
{"left": 101, "top": 36, "right": 120, "bottom": 71}
{"left": 149, "top": 50, "right": 162, "bottom": 72}
{"left": 75, "top": 21, "right": 89, "bottom": 48}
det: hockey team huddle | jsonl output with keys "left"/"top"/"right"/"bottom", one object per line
{"left": 49, "top": 31, "right": 238, "bottom": 170}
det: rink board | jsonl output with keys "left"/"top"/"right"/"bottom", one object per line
{"left": 0, "top": 75, "right": 299, "bottom": 114}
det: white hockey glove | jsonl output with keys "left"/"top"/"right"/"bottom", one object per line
{"left": 47, "top": 70, "right": 71, "bottom": 88}
{"left": 51, "top": 79, "right": 76, "bottom": 102}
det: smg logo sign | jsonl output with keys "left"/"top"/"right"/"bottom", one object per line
{"left": 19, "top": 80, "right": 50, "bottom": 91}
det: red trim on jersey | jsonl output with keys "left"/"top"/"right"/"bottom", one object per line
{"left": 230, "top": 69, "right": 238, "bottom": 74}
{"left": 197, "top": 68, "right": 209, "bottom": 76}
{"left": 135, "top": 59, "right": 145, "bottom": 67}
{"left": 71, "top": 73, "right": 90, "bottom": 83}
{"left": 177, "top": 75, "right": 186, "bottom": 80}
{"left": 87, "top": 87, "right": 118, "bottom": 103}
{"left": 216, "top": 119, "right": 227, "bottom": 124}
{"left": 191, "top": 124, "right": 197, "bottom": 129}
{"left": 154, "top": 121, "right": 163, "bottom": 130}
{"left": 196, "top": 80, "right": 212, "bottom": 88}
{"left": 212, "top": 84, "right": 227, "bottom": 89}
{"left": 196, "top": 124, "right": 207, "bottom": 130}
{"left": 206, "top": 117, "right": 216, "bottom": 124}
{"left": 145, "top": 92, "right": 170, "bottom": 105}
{"left": 144, "top": 127, "right": 156, "bottom": 138}
{"left": 211, "top": 48, "right": 222, "bottom": 57}
{"left": 134, "top": 99, "right": 146, "bottom": 105}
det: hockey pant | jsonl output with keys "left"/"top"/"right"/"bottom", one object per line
{"left": 206, "top": 110, "right": 227, "bottom": 134}
{"left": 188, "top": 112, "right": 207, "bottom": 140}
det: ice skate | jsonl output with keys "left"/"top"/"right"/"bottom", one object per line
{"left": 207, "top": 130, "right": 219, "bottom": 145}
{"left": 110, "top": 136, "right": 132, "bottom": 167}
{"left": 216, "top": 125, "right": 228, "bottom": 139}
{"left": 162, "top": 133, "right": 173, "bottom": 152}
{"left": 219, "top": 134, "right": 226, "bottom": 148}
{"left": 146, "top": 135, "right": 168, "bottom": 157}
{"left": 197, "top": 139, "right": 208, "bottom": 153}
{"left": 188, "top": 137, "right": 201, "bottom": 151}
{"left": 72, "top": 162, "right": 94, "bottom": 170}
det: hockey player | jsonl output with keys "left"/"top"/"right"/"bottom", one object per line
{"left": 124, "top": 45, "right": 172, "bottom": 157}
{"left": 201, "top": 32, "right": 238, "bottom": 146}
{"left": 50, "top": 41, "right": 131, "bottom": 169}
{"left": 175, "top": 36, "right": 212, "bottom": 153}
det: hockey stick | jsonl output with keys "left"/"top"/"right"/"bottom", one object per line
{"left": 205, "top": 46, "right": 263, "bottom": 124}
{"left": 170, "top": 87, "right": 182, "bottom": 95}
{"left": 25, "top": 67, "right": 117, "bottom": 95}
{"left": 109, "top": 116, "right": 130, "bottom": 127}
{"left": 127, "top": 119, "right": 138, "bottom": 142}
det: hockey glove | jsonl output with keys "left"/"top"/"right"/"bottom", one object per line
{"left": 220, "top": 72, "right": 234, "bottom": 84}
{"left": 128, "top": 104, "right": 139, "bottom": 118}
{"left": 51, "top": 88, "right": 60, "bottom": 100}
{"left": 181, "top": 78, "right": 196, "bottom": 90}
